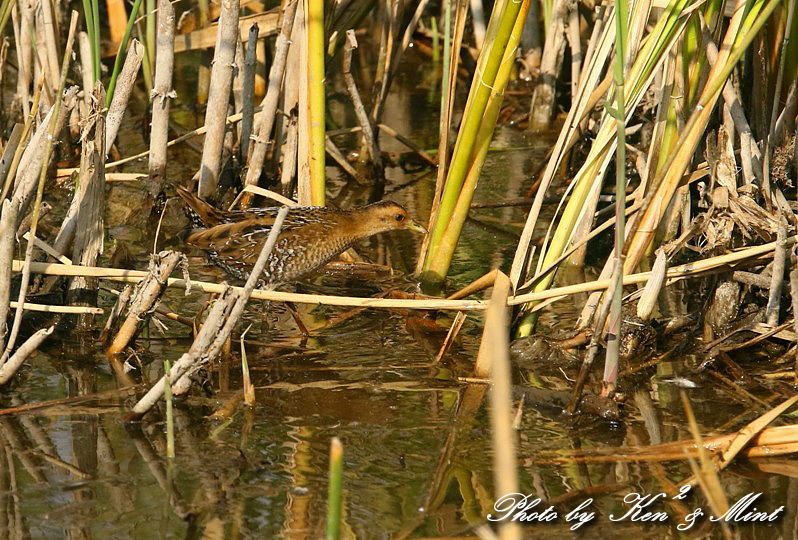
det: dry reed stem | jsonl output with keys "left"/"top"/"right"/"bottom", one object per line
{"left": 0, "top": 201, "right": 17, "bottom": 352}
{"left": 0, "top": 325, "right": 54, "bottom": 385}
{"left": 528, "top": 0, "right": 567, "bottom": 130}
{"left": 376, "top": 124, "right": 437, "bottom": 165}
{"left": 106, "top": 40, "right": 144, "bottom": 153}
{"left": 239, "top": 23, "right": 259, "bottom": 160}
{"left": 766, "top": 219, "right": 788, "bottom": 326}
{"left": 481, "top": 271, "right": 521, "bottom": 540}
{"left": 325, "top": 135, "right": 369, "bottom": 184}
{"left": 0, "top": 125, "right": 23, "bottom": 195}
{"left": 343, "top": 31, "right": 381, "bottom": 170}
{"left": 173, "top": 10, "right": 278, "bottom": 53}
{"left": 434, "top": 311, "right": 467, "bottom": 363}
{"left": 198, "top": 0, "right": 240, "bottom": 198}
{"left": 148, "top": 0, "right": 175, "bottom": 185}
{"left": 106, "top": 251, "right": 183, "bottom": 355}
{"left": 280, "top": 109, "right": 299, "bottom": 195}
{"left": 681, "top": 392, "right": 732, "bottom": 537}
{"left": 39, "top": 0, "right": 60, "bottom": 93}
{"left": 11, "top": 233, "right": 794, "bottom": 312}
{"left": 68, "top": 82, "right": 106, "bottom": 322}
{"left": 12, "top": 2, "right": 32, "bottom": 118}
{"left": 78, "top": 32, "right": 93, "bottom": 105}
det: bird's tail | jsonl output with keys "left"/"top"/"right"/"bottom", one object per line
{"left": 174, "top": 185, "right": 227, "bottom": 228}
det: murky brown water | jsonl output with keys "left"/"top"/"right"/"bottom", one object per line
{"left": 3, "top": 49, "right": 797, "bottom": 539}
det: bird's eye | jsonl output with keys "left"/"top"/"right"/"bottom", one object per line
{"left": 395, "top": 213, "right": 405, "bottom": 222}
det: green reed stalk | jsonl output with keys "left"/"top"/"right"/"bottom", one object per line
{"left": 163, "top": 359, "right": 174, "bottom": 459}
{"left": 91, "top": 0, "right": 100, "bottom": 81}
{"left": 325, "top": 437, "right": 343, "bottom": 540}
{"left": 425, "top": 0, "right": 531, "bottom": 280}
{"left": 106, "top": 0, "right": 144, "bottom": 106}
{"left": 431, "top": 16, "right": 439, "bottom": 63}
{"left": 307, "top": 0, "right": 326, "bottom": 205}
{"left": 81, "top": 0, "right": 97, "bottom": 81}
{"left": 421, "top": 0, "right": 526, "bottom": 289}
{"left": 604, "top": 0, "right": 628, "bottom": 394}
{"left": 136, "top": 17, "right": 153, "bottom": 92}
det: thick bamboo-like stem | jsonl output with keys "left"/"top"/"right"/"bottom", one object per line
{"left": 148, "top": 0, "right": 175, "bottom": 185}
{"left": 414, "top": 0, "right": 468, "bottom": 275}
{"left": 106, "top": 251, "right": 182, "bottom": 355}
{"left": 242, "top": 0, "right": 298, "bottom": 206}
{"left": 305, "top": 0, "right": 325, "bottom": 205}
{"left": 198, "top": 0, "right": 240, "bottom": 199}
{"left": 1, "top": 12, "right": 78, "bottom": 365}
{"left": 422, "top": 1, "right": 529, "bottom": 287}
{"left": 106, "top": 39, "right": 144, "bottom": 154}
{"left": 68, "top": 82, "right": 106, "bottom": 324}
{"left": 422, "top": 0, "right": 529, "bottom": 287}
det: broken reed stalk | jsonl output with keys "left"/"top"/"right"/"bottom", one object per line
{"left": 326, "top": 437, "right": 343, "bottom": 540}
{"left": 78, "top": 32, "right": 93, "bottom": 104}
{"left": 0, "top": 325, "right": 54, "bottom": 385}
{"left": 766, "top": 219, "right": 787, "bottom": 326}
{"left": 106, "top": 39, "right": 144, "bottom": 153}
{"left": 131, "top": 208, "right": 289, "bottom": 415}
{"left": 148, "top": 0, "right": 175, "bottom": 185}
{"left": 241, "top": 0, "right": 298, "bottom": 206}
{"left": 68, "top": 82, "right": 106, "bottom": 324}
{"left": 239, "top": 23, "right": 259, "bottom": 161}
{"left": 1, "top": 12, "right": 79, "bottom": 365}
{"left": 528, "top": 0, "right": 567, "bottom": 131}
{"left": 106, "top": 251, "right": 183, "bottom": 355}
{"left": 603, "top": 0, "right": 629, "bottom": 395}
{"left": 342, "top": 31, "right": 381, "bottom": 171}
{"left": 306, "top": 0, "right": 326, "bottom": 205}
{"left": 0, "top": 201, "right": 16, "bottom": 352}
{"left": 198, "top": 0, "right": 240, "bottom": 198}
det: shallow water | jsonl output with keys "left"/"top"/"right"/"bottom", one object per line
{"left": 3, "top": 48, "right": 797, "bottom": 540}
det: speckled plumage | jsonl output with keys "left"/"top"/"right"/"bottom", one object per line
{"left": 176, "top": 186, "right": 426, "bottom": 285}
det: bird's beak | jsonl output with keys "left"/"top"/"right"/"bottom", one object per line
{"left": 406, "top": 219, "right": 427, "bottom": 234}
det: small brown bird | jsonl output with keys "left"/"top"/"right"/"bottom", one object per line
{"left": 175, "top": 186, "right": 426, "bottom": 285}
